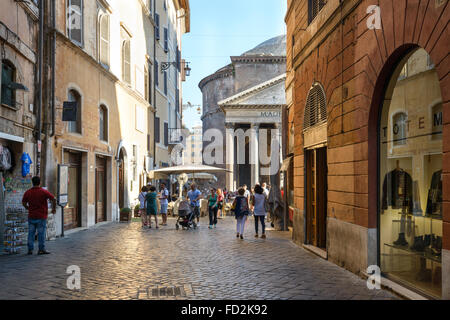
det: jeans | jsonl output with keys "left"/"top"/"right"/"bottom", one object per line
{"left": 209, "top": 206, "right": 218, "bottom": 226}
{"left": 236, "top": 216, "right": 247, "bottom": 234}
{"left": 254, "top": 215, "right": 266, "bottom": 234}
{"left": 191, "top": 205, "right": 200, "bottom": 218}
{"left": 28, "top": 219, "right": 47, "bottom": 251}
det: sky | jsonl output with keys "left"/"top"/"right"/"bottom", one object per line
{"left": 181, "top": 0, "right": 287, "bottom": 130}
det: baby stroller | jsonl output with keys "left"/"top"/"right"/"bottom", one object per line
{"left": 176, "top": 199, "right": 197, "bottom": 230}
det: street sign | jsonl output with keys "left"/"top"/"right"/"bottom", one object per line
{"left": 62, "top": 101, "right": 78, "bottom": 121}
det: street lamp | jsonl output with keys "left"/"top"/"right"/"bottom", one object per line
{"left": 161, "top": 61, "right": 191, "bottom": 77}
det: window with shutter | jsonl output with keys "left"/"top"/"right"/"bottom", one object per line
{"left": 308, "top": 0, "right": 327, "bottom": 24}
{"left": 1, "top": 60, "right": 16, "bottom": 108}
{"left": 164, "top": 28, "right": 168, "bottom": 52}
{"left": 99, "top": 105, "right": 108, "bottom": 141}
{"left": 67, "top": 0, "right": 83, "bottom": 46}
{"left": 155, "top": 117, "right": 160, "bottom": 143}
{"left": 164, "top": 71, "right": 167, "bottom": 95}
{"left": 155, "top": 14, "right": 160, "bottom": 40}
{"left": 164, "top": 123, "right": 168, "bottom": 146}
{"left": 99, "top": 14, "right": 110, "bottom": 66}
{"left": 68, "top": 89, "right": 82, "bottom": 134}
{"left": 155, "top": 60, "right": 159, "bottom": 87}
{"left": 304, "top": 83, "right": 327, "bottom": 130}
{"left": 122, "top": 40, "right": 131, "bottom": 84}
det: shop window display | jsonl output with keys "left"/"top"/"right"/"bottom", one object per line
{"left": 379, "top": 49, "right": 443, "bottom": 299}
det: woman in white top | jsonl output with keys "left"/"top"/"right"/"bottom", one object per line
{"left": 139, "top": 186, "right": 148, "bottom": 228}
{"left": 251, "top": 184, "right": 268, "bottom": 239}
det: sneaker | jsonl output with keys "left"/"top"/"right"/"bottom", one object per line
{"left": 38, "top": 250, "right": 51, "bottom": 255}
{"left": 261, "top": 234, "right": 266, "bottom": 239}
{"left": 236, "top": 233, "right": 240, "bottom": 238}
{"left": 27, "top": 250, "right": 33, "bottom": 255}
{"left": 209, "top": 225, "right": 213, "bottom": 229}
{"left": 240, "top": 235, "right": 244, "bottom": 240}
{"left": 255, "top": 234, "right": 259, "bottom": 238}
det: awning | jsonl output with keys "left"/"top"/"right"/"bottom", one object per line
{"left": 280, "top": 156, "right": 293, "bottom": 171}
{"left": 149, "top": 164, "right": 229, "bottom": 180}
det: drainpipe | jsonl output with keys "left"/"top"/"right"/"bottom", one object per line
{"left": 36, "top": 0, "right": 44, "bottom": 176}
{"left": 50, "top": 0, "right": 56, "bottom": 137}
{"left": 153, "top": 0, "right": 157, "bottom": 171}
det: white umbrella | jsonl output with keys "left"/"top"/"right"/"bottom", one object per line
{"left": 187, "top": 173, "right": 217, "bottom": 181}
{"left": 149, "top": 164, "right": 228, "bottom": 180}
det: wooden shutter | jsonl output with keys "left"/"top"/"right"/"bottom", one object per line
{"left": 99, "top": 15, "right": 109, "bottom": 66}
{"left": 164, "top": 122, "right": 168, "bottom": 146}
{"left": 155, "top": 117, "right": 160, "bottom": 143}
{"left": 122, "top": 40, "right": 131, "bottom": 84}
{"left": 155, "top": 61, "right": 159, "bottom": 86}
{"left": 304, "top": 83, "right": 327, "bottom": 130}
{"left": 164, "top": 28, "right": 168, "bottom": 52}
{"left": 164, "top": 71, "right": 167, "bottom": 95}
{"left": 155, "top": 14, "right": 160, "bottom": 40}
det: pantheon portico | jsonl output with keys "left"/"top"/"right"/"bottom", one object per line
{"left": 218, "top": 74, "right": 286, "bottom": 191}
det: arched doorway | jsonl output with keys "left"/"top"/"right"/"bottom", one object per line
{"left": 378, "top": 48, "right": 443, "bottom": 299}
{"left": 303, "top": 82, "right": 328, "bottom": 250}
{"left": 118, "top": 147, "right": 127, "bottom": 210}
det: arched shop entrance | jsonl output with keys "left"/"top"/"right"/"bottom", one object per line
{"left": 378, "top": 48, "right": 443, "bottom": 299}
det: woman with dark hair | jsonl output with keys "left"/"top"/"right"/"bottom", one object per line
{"left": 208, "top": 188, "right": 218, "bottom": 229}
{"left": 231, "top": 188, "right": 250, "bottom": 240}
{"left": 252, "top": 184, "right": 267, "bottom": 239}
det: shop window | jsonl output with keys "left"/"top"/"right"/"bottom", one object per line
{"left": 122, "top": 39, "right": 131, "bottom": 84}
{"left": 1, "top": 60, "right": 16, "bottom": 108}
{"left": 308, "top": 0, "right": 327, "bottom": 24}
{"left": 379, "top": 49, "right": 443, "bottom": 299}
{"left": 67, "top": 89, "right": 82, "bottom": 134}
{"left": 67, "top": 0, "right": 83, "bottom": 46}
{"left": 304, "top": 82, "right": 326, "bottom": 130}
{"left": 392, "top": 112, "right": 408, "bottom": 146}
{"left": 99, "top": 14, "right": 110, "bottom": 67}
{"left": 99, "top": 105, "right": 108, "bottom": 141}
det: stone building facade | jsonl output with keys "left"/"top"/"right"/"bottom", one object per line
{"left": 199, "top": 36, "right": 286, "bottom": 188}
{"left": 285, "top": 0, "right": 449, "bottom": 299}
{"left": 0, "top": 0, "right": 39, "bottom": 252}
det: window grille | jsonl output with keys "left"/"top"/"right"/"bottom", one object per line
{"left": 304, "top": 83, "right": 327, "bottom": 130}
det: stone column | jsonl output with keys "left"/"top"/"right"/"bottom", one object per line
{"left": 225, "top": 123, "right": 235, "bottom": 192}
{"left": 251, "top": 124, "right": 260, "bottom": 187}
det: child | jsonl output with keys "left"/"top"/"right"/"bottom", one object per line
{"left": 231, "top": 188, "right": 250, "bottom": 239}
{"left": 146, "top": 186, "right": 159, "bottom": 229}
{"left": 138, "top": 186, "right": 148, "bottom": 228}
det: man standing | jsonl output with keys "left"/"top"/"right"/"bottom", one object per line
{"left": 243, "top": 185, "right": 250, "bottom": 199}
{"left": 187, "top": 183, "right": 202, "bottom": 226}
{"left": 22, "top": 176, "right": 56, "bottom": 255}
{"left": 262, "top": 183, "right": 270, "bottom": 198}
{"left": 159, "top": 183, "right": 169, "bottom": 226}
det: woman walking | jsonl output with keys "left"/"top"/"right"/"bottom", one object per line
{"left": 208, "top": 188, "right": 218, "bottom": 229}
{"left": 232, "top": 188, "right": 250, "bottom": 240}
{"left": 139, "top": 186, "right": 148, "bottom": 228}
{"left": 145, "top": 186, "right": 159, "bottom": 229}
{"left": 252, "top": 184, "right": 267, "bottom": 239}
{"left": 216, "top": 188, "right": 224, "bottom": 219}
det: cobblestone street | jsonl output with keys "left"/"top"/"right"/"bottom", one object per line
{"left": 0, "top": 217, "right": 398, "bottom": 300}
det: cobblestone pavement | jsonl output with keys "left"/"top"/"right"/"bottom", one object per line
{"left": 0, "top": 217, "right": 398, "bottom": 300}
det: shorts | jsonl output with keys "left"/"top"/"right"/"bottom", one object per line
{"left": 190, "top": 205, "right": 200, "bottom": 218}
{"left": 160, "top": 203, "right": 168, "bottom": 214}
{"left": 218, "top": 203, "right": 223, "bottom": 209}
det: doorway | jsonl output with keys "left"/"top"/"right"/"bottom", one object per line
{"left": 95, "top": 156, "right": 107, "bottom": 223}
{"left": 305, "top": 146, "right": 327, "bottom": 249}
{"left": 118, "top": 149, "right": 125, "bottom": 209}
{"left": 64, "top": 150, "right": 82, "bottom": 230}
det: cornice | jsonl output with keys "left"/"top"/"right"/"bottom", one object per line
{"left": 230, "top": 55, "right": 286, "bottom": 64}
{"left": 218, "top": 73, "right": 286, "bottom": 106}
{"left": 198, "top": 65, "right": 234, "bottom": 90}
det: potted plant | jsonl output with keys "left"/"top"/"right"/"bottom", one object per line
{"left": 120, "top": 207, "right": 132, "bottom": 222}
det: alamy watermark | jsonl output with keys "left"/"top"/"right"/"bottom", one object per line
{"left": 366, "top": 265, "right": 381, "bottom": 290}
{"left": 66, "top": 265, "right": 81, "bottom": 290}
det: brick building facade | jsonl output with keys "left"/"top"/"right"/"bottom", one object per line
{"left": 285, "top": 0, "right": 449, "bottom": 299}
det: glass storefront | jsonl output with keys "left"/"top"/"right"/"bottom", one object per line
{"left": 379, "top": 48, "right": 443, "bottom": 299}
